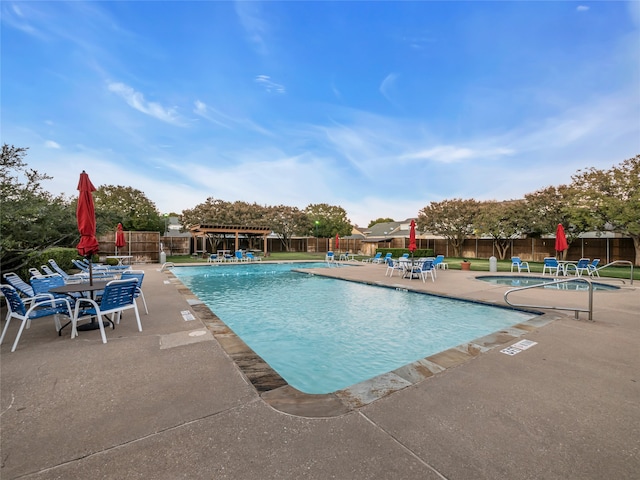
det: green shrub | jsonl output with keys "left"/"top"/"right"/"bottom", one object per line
{"left": 375, "top": 248, "right": 435, "bottom": 258}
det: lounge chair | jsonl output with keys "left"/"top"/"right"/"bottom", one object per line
{"left": 48, "top": 259, "right": 85, "bottom": 282}
{"left": 3, "top": 272, "right": 36, "bottom": 298}
{"left": 383, "top": 253, "right": 393, "bottom": 265}
{"left": 207, "top": 254, "right": 219, "bottom": 263}
{"left": 28, "top": 267, "right": 44, "bottom": 278}
{"left": 245, "top": 252, "right": 261, "bottom": 261}
{"left": 432, "top": 255, "right": 448, "bottom": 270}
{"left": 587, "top": 259, "right": 600, "bottom": 277}
{"left": 510, "top": 257, "right": 530, "bottom": 273}
{"left": 364, "top": 252, "right": 382, "bottom": 263}
{"left": 542, "top": 257, "right": 560, "bottom": 276}
{"left": 325, "top": 251, "right": 335, "bottom": 263}
{"left": 0, "top": 284, "right": 73, "bottom": 352}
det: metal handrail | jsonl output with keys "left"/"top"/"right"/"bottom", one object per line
{"left": 591, "top": 260, "right": 634, "bottom": 285}
{"left": 504, "top": 277, "right": 594, "bottom": 321}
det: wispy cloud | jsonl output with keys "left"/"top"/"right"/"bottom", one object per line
{"left": 576, "top": 6, "right": 590, "bottom": 13}
{"left": 107, "top": 82, "right": 184, "bottom": 125}
{"left": 401, "top": 145, "right": 513, "bottom": 163}
{"left": 44, "top": 140, "right": 61, "bottom": 149}
{"left": 255, "top": 75, "right": 286, "bottom": 94}
{"left": 235, "top": 1, "right": 269, "bottom": 55}
{"left": 379, "top": 73, "right": 399, "bottom": 105}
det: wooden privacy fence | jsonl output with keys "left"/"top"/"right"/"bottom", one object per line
{"left": 98, "top": 231, "right": 161, "bottom": 263}
{"left": 98, "top": 232, "right": 636, "bottom": 265}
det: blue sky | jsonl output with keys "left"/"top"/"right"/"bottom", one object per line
{"left": 2, "top": 1, "right": 639, "bottom": 227}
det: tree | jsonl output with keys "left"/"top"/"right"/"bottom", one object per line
{"left": 264, "top": 205, "right": 309, "bottom": 251}
{"left": 417, "top": 199, "right": 480, "bottom": 257}
{"left": 1, "top": 144, "right": 77, "bottom": 271}
{"left": 475, "top": 200, "right": 526, "bottom": 259}
{"left": 569, "top": 155, "right": 640, "bottom": 265}
{"left": 304, "top": 203, "right": 352, "bottom": 238}
{"left": 368, "top": 217, "right": 394, "bottom": 228}
{"left": 93, "top": 185, "right": 163, "bottom": 232}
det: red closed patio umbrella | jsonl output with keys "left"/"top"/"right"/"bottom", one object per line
{"left": 409, "top": 219, "right": 417, "bottom": 259}
{"left": 115, "top": 223, "right": 126, "bottom": 255}
{"left": 555, "top": 223, "right": 568, "bottom": 260}
{"left": 76, "top": 171, "right": 100, "bottom": 285}
{"left": 335, "top": 233, "right": 340, "bottom": 252}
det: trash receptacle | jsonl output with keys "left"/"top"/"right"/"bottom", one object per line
{"left": 489, "top": 256, "right": 497, "bottom": 272}
{"left": 160, "top": 251, "right": 166, "bottom": 264}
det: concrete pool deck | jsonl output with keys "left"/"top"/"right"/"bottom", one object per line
{"left": 1, "top": 261, "right": 638, "bottom": 479}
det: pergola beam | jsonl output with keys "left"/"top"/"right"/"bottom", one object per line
{"left": 189, "top": 224, "right": 271, "bottom": 256}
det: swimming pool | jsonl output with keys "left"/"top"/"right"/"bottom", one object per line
{"left": 475, "top": 275, "right": 619, "bottom": 291}
{"left": 172, "top": 263, "right": 537, "bottom": 394}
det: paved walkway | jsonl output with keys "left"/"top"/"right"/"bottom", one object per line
{"left": 1, "top": 262, "right": 638, "bottom": 479}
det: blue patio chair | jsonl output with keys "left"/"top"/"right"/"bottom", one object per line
{"left": 385, "top": 259, "right": 404, "bottom": 277}
{"left": 30, "top": 274, "right": 81, "bottom": 304}
{"left": 542, "top": 257, "right": 560, "bottom": 276}
{"left": 72, "top": 278, "right": 141, "bottom": 344}
{"left": 0, "top": 284, "right": 73, "bottom": 352}
{"left": 383, "top": 253, "right": 393, "bottom": 264}
{"left": 413, "top": 259, "right": 435, "bottom": 282}
{"left": 120, "top": 270, "right": 148, "bottom": 314}
{"left": 326, "top": 251, "right": 335, "bottom": 263}
{"left": 510, "top": 257, "right": 530, "bottom": 273}
{"left": 234, "top": 251, "right": 247, "bottom": 262}
{"left": 575, "top": 258, "right": 591, "bottom": 277}
{"left": 207, "top": 254, "right": 219, "bottom": 263}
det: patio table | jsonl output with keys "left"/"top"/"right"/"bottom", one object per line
{"left": 49, "top": 281, "right": 110, "bottom": 332}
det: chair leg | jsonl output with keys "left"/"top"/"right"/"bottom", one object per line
{"left": 138, "top": 291, "right": 148, "bottom": 314}
{"left": 0, "top": 315, "right": 13, "bottom": 345}
{"left": 10, "top": 318, "right": 29, "bottom": 352}
{"left": 132, "top": 303, "right": 142, "bottom": 332}
{"left": 96, "top": 313, "right": 107, "bottom": 344}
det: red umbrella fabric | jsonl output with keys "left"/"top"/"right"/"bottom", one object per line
{"left": 409, "top": 219, "right": 417, "bottom": 253}
{"left": 115, "top": 223, "right": 126, "bottom": 254}
{"left": 76, "top": 171, "right": 100, "bottom": 257}
{"left": 335, "top": 233, "right": 340, "bottom": 251}
{"left": 555, "top": 223, "right": 568, "bottom": 258}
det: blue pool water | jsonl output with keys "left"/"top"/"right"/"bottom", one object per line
{"left": 172, "top": 263, "right": 536, "bottom": 394}
{"left": 476, "top": 275, "right": 619, "bottom": 291}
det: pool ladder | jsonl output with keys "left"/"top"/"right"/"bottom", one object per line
{"left": 503, "top": 277, "right": 594, "bottom": 321}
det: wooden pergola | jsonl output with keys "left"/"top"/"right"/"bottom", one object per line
{"left": 188, "top": 224, "right": 271, "bottom": 256}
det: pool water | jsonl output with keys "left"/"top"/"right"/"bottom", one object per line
{"left": 173, "top": 263, "right": 537, "bottom": 394}
{"left": 475, "top": 275, "right": 619, "bottom": 291}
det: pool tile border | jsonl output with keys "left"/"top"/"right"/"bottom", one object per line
{"left": 164, "top": 268, "right": 562, "bottom": 418}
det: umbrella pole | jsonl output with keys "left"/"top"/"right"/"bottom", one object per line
{"left": 87, "top": 255, "right": 93, "bottom": 286}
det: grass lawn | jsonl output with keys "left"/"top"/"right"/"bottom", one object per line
{"left": 166, "top": 253, "right": 638, "bottom": 281}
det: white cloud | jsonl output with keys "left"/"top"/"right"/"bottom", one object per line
{"left": 379, "top": 73, "right": 399, "bottom": 104}
{"left": 107, "top": 82, "right": 184, "bottom": 125}
{"left": 44, "top": 140, "right": 61, "bottom": 149}
{"left": 576, "top": 6, "right": 590, "bottom": 12}
{"left": 255, "top": 75, "right": 286, "bottom": 94}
